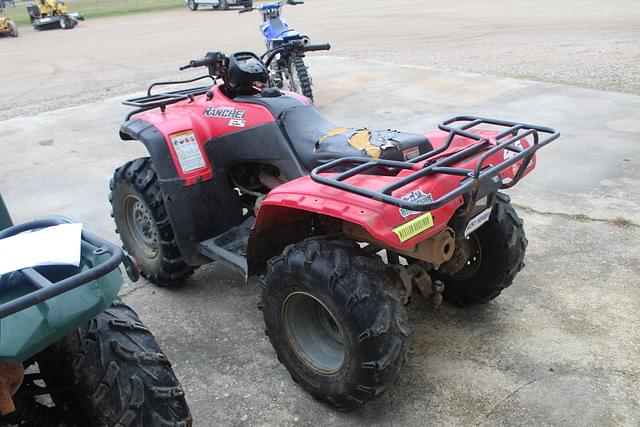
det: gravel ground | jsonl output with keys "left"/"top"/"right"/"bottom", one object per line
{"left": 1, "top": 0, "right": 639, "bottom": 120}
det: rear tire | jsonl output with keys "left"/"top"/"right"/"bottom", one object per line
{"left": 9, "top": 21, "right": 18, "bottom": 37}
{"left": 433, "top": 193, "right": 528, "bottom": 306}
{"left": 187, "top": 0, "right": 198, "bottom": 11}
{"left": 261, "top": 238, "right": 411, "bottom": 410}
{"left": 38, "top": 300, "right": 192, "bottom": 426}
{"left": 110, "top": 158, "right": 195, "bottom": 285}
{"left": 218, "top": 0, "right": 229, "bottom": 9}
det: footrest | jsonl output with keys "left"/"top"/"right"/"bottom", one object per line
{"left": 197, "top": 216, "right": 253, "bottom": 278}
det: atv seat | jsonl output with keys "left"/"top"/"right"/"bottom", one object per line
{"left": 280, "top": 105, "right": 433, "bottom": 171}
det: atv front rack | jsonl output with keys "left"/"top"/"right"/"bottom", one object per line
{"left": 0, "top": 218, "right": 137, "bottom": 319}
{"left": 310, "top": 116, "right": 559, "bottom": 211}
{"left": 123, "top": 75, "right": 215, "bottom": 120}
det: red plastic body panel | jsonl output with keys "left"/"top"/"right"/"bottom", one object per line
{"left": 256, "top": 129, "right": 536, "bottom": 249}
{"left": 135, "top": 85, "right": 278, "bottom": 186}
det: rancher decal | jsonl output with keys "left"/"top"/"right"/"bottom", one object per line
{"left": 393, "top": 212, "right": 434, "bottom": 243}
{"left": 204, "top": 106, "right": 246, "bottom": 119}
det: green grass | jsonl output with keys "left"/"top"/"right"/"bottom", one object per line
{"left": 3, "top": 0, "right": 186, "bottom": 26}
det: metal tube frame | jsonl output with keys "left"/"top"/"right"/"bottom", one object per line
{"left": 0, "top": 219, "right": 130, "bottom": 320}
{"left": 310, "top": 115, "right": 559, "bottom": 211}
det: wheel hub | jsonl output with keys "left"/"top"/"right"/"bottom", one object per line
{"left": 124, "top": 196, "right": 159, "bottom": 259}
{"left": 283, "top": 292, "right": 345, "bottom": 374}
{"left": 439, "top": 234, "right": 482, "bottom": 278}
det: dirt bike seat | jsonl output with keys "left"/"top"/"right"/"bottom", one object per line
{"left": 280, "top": 105, "right": 433, "bottom": 170}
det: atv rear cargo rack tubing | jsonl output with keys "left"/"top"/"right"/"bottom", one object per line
{"left": 310, "top": 116, "right": 559, "bottom": 211}
{"left": 123, "top": 75, "right": 215, "bottom": 120}
{"left": 0, "top": 219, "right": 127, "bottom": 319}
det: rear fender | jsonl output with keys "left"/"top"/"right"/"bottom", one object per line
{"left": 247, "top": 175, "right": 464, "bottom": 275}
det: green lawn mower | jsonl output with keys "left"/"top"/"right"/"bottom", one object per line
{"left": 0, "top": 194, "right": 191, "bottom": 426}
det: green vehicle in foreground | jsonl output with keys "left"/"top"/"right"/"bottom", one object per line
{"left": 0, "top": 195, "right": 191, "bottom": 426}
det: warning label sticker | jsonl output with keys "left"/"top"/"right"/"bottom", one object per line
{"left": 170, "top": 131, "right": 206, "bottom": 173}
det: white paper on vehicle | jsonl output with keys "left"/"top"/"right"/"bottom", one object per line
{"left": 0, "top": 223, "right": 82, "bottom": 276}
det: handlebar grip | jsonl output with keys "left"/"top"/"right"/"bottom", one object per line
{"left": 304, "top": 43, "right": 331, "bottom": 52}
{"left": 179, "top": 58, "right": 211, "bottom": 71}
{"left": 190, "top": 58, "right": 210, "bottom": 67}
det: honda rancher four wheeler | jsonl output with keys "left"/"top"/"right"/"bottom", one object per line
{"left": 110, "top": 48, "right": 559, "bottom": 410}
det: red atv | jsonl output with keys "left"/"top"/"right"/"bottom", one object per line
{"left": 110, "top": 46, "right": 559, "bottom": 410}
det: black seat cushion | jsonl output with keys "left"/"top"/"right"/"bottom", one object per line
{"left": 280, "top": 105, "right": 433, "bottom": 170}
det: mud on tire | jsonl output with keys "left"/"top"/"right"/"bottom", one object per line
{"left": 261, "top": 238, "right": 411, "bottom": 411}
{"left": 434, "top": 192, "right": 528, "bottom": 306}
{"left": 38, "top": 300, "right": 192, "bottom": 426}
{"left": 110, "top": 157, "right": 194, "bottom": 285}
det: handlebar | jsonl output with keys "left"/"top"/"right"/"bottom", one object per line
{"left": 239, "top": 0, "right": 303, "bottom": 14}
{"left": 263, "top": 41, "right": 331, "bottom": 67}
{"left": 304, "top": 43, "right": 331, "bottom": 52}
{"left": 179, "top": 58, "right": 212, "bottom": 71}
{"left": 178, "top": 52, "right": 225, "bottom": 74}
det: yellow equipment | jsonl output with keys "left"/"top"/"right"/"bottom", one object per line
{"left": 27, "top": 0, "right": 84, "bottom": 30}
{"left": 0, "top": 0, "right": 19, "bottom": 38}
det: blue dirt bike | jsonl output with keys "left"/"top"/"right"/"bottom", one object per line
{"left": 240, "top": 0, "right": 330, "bottom": 101}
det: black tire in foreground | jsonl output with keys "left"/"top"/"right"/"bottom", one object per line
{"left": 261, "top": 238, "right": 411, "bottom": 410}
{"left": 433, "top": 192, "right": 528, "bottom": 306}
{"left": 110, "top": 157, "right": 194, "bottom": 285}
{"left": 187, "top": 0, "right": 198, "bottom": 10}
{"left": 38, "top": 300, "right": 192, "bottom": 426}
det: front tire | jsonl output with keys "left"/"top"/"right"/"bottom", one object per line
{"left": 9, "top": 21, "right": 18, "bottom": 37}
{"left": 38, "top": 300, "right": 192, "bottom": 426}
{"left": 60, "top": 15, "right": 75, "bottom": 29}
{"left": 187, "top": 0, "right": 198, "bottom": 11}
{"left": 292, "top": 57, "right": 314, "bottom": 100}
{"left": 433, "top": 193, "right": 528, "bottom": 306}
{"left": 218, "top": 0, "right": 229, "bottom": 9}
{"left": 110, "top": 158, "right": 194, "bottom": 285}
{"left": 261, "top": 238, "right": 411, "bottom": 410}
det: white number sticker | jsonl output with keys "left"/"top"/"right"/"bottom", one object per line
{"left": 464, "top": 206, "right": 493, "bottom": 237}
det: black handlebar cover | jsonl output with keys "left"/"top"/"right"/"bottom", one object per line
{"left": 304, "top": 43, "right": 331, "bottom": 52}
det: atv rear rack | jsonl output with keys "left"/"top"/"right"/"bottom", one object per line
{"left": 310, "top": 116, "right": 559, "bottom": 211}
{"left": 123, "top": 75, "right": 215, "bottom": 120}
{"left": 0, "top": 218, "right": 136, "bottom": 319}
